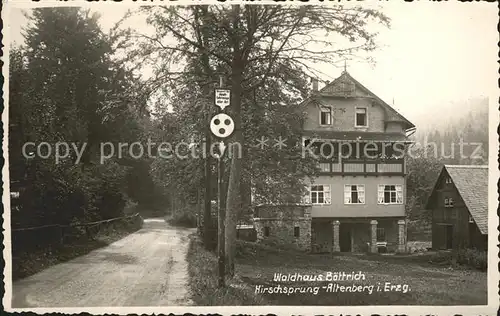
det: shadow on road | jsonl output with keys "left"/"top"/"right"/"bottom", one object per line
{"left": 76, "top": 251, "right": 138, "bottom": 265}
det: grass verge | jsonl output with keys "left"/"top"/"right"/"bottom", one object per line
{"left": 186, "top": 234, "right": 265, "bottom": 305}
{"left": 234, "top": 241, "right": 487, "bottom": 305}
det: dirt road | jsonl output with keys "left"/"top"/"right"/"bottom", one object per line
{"left": 12, "top": 219, "right": 194, "bottom": 308}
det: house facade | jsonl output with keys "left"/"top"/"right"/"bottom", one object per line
{"left": 254, "top": 71, "right": 415, "bottom": 253}
{"left": 427, "top": 165, "right": 488, "bottom": 251}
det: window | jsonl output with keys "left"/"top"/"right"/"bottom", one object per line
{"left": 344, "top": 185, "right": 365, "bottom": 204}
{"left": 294, "top": 227, "right": 300, "bottom": 238}
{"left": 468, "top": 214, "right": 474, "bottom": 223}
{"left": 355, "top": 107, "right": 367, "bottom": 127}
{"left": 444, "top": 197, "right": 454, "bottom": 208}
{"left": 320, "top": 107, "right": 332, "bottom": 125}
{"left": 319, "top": 163, "right": 331, "bottom": 172}
{"left": 264, "top": 226, "right": 270, "bottom": 237}
{"left": 376, "top": 228, "right": 385, "bottom": 242}
{"left": 378, "top": 185, "right": 403, "bottom": 204}
{"left": 310, "top": 185, "right": 331, "bottom": 205}
{"left": 445, "top": 177, "right": 452, "bottom": 184}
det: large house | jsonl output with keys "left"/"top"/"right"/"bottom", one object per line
{"left": 253, "top": 71, "right": 415, "bottom": 253}
{"left": 426, "top": 165, "right": 488, "bottom": 251}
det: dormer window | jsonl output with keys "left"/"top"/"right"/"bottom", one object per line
{"left": 445, "top": 177, "right": 452, "bottom": 184}
{"left": 320, "top": 107, "right": 332, "bottom": 125}
{"left": 355, "top": 107, "right": 367, "bottom": 127}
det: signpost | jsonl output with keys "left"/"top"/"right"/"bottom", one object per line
{"left": 210, "top": 79, "right": 233, "bottom": 288}
{"left": 215, "top": 89, "right": 231, "bottom": 110}
{"left": 210, "top": 114, "right": 234, "bottom": 139}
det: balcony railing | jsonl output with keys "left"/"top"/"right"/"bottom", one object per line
{"left": 318, "top": 158, "right": 405, "bottom": 176}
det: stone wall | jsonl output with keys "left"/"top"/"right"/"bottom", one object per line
{"left": 253, "top": 204, "right": 312, "bottom": 251}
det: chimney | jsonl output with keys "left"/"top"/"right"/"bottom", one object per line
{"left": 311, "top": 77, "right": 318, "bottom": 92}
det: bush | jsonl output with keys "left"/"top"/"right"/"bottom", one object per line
{"left": 456, "top": 248, "right": 487, "bottom": 271}
{"left": 428, "top": 251, "right": 453, "bottom": 264}
{"left": 428, "top": 249, "right": 487, "bottom": 271}
{"left": 235, "top": 240, "right": 259, "bottom": 258}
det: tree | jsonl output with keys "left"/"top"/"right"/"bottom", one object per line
{"left": 405, "top": 146, "right": 443, "bottom": 221}
{"left": 9, "top": 7, "right": 149, "bottom": 230}
{"left": 130, "top": 4, "right": 390, "bottom": 277}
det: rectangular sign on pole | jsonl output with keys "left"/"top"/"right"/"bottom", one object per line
{"left": 215, "top": 89, "right": 231, "bottom": 110}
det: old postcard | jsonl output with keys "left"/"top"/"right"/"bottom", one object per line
{"left": 2, "top": 0, "right": 498, "bottom": 315}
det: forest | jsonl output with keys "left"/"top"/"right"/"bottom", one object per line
{"left": 8, "top": 9, "right": 168, "bottom": 266}
{"left": 405, "top": 96, "right": 489, "bottom": 223}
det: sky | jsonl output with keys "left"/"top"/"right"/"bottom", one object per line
{"left": 5, "top": 1, "right": 498, "bottom": 131}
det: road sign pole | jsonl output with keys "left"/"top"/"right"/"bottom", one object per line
{"left": 217, "top": 75, "right": 226, "bottom": 288}
{"left": 211, "top": 76, "right": 232, "bottom": 288}
{"left": 217, "top": 140, "right": 225, "bottom": 288}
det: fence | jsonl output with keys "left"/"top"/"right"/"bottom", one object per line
{"left": 11, "top": 213, "right": 143, "bottom": 254}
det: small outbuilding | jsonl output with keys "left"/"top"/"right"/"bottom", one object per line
{"left": 426, "top": 165, "right": 488, "bottom": 251}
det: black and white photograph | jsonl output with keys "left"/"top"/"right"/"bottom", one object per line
{"left": 2, "top": 0, "right": 499, "bottom": 314}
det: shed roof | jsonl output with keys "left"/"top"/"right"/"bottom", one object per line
{"left": 438, "top": 165, "right": 489, "bottom": 234}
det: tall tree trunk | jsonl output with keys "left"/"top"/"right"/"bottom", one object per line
{"left": 224, "top": 99, "right": 242, "bottom": 276}
{"left": 203, "top": 96, "right": 213, "bottom": 250}
{"left": 240, "top": 148, "right": 252, "bottom": 223}
{"left": 197, "top": 5, "right": 215, "bottom": 251}
{"left": 225, "top": 16, "right": 243, "bottom": 275}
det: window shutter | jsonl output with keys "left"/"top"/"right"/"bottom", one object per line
{"left": 324, "top": 185, "right": 331, "bottom": 204}
{"left": 377, "top": 185, "right": 384, "bottom": 204}
{"left": 344, "top": 185, "right": 351, "bottom": 204}
{"left": 396, "top": 185, "right": 403, "bottom": 204}
{"left": 359, "top": 185, "right": 365, "bottom": 204}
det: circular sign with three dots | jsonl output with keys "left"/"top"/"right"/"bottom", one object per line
{"left": 210, "top": 113, "right": 235, "bottom": 138}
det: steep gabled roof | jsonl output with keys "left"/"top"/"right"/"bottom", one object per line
{"left": 446, "top": 165, "right": 488, "bottom": 234}
{"left": 427, "top": 165, "right": 489, "bottom": 234}
{"left": 315, "top": 71, "right": 415, "bottom": 130}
